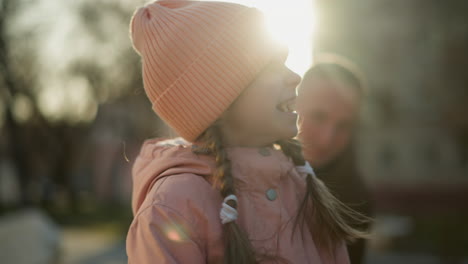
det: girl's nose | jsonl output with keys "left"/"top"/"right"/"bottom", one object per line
{"left": 285, "top": 68, "right": 302, "bottom": 87}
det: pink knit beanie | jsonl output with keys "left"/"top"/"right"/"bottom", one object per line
{"left": 130, "top": 0, "right": 281, "bottom": 142}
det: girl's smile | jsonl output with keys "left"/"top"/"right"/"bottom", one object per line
{"left": 276, "top": 96, "right": 297, "bottom": 116}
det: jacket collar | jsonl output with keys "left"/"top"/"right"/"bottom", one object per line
{"left": 226, "top": 146, "right": 295, "bottom": 192}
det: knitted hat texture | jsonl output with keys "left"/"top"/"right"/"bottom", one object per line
{"left": 130, "top": 0, "right": 280, "bottom": 141}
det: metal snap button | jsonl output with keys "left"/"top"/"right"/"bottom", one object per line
{"left": 258, "top": 147, "right": 271, "bottom": 156}
{"left": 266, "top": 188, "right": 277, "bottom": 201}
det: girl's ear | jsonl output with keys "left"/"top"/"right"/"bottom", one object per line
{"left": 215, "top": 111, "right": 235, "bottom": 146}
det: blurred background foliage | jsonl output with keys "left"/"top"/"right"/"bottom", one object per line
{"left": 0, "top": 0, "right": 166, "bottom": 223}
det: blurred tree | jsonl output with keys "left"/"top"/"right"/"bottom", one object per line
{"left": 0, "top": 0, "right": 160, "bottom": 215}
{"left": 0, "top": 0, "right": 53, "bottom": 209}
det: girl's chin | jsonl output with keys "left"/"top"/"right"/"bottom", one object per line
{"left": 284, "top": 126, "right": 298, "bottom": 139}
{"left": 271, "top": 129, "right": 297, "bottom": 144}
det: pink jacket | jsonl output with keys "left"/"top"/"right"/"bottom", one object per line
{"left": 126, "top": 138, "right": 350, "bottom": 263}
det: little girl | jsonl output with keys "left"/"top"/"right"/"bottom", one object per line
{"left": 127, "top": 1, "right": 366, "bottom": 263}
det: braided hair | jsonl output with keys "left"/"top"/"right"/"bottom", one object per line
{"left": 193, "top": 127, "right": 369, "bottom": 263}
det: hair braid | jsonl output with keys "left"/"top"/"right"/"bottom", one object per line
{"left": 277, "top": 138, "right": 370, "bottom": 254}
{"left": 193, "top": 125, "right": 257, "bottom": 264}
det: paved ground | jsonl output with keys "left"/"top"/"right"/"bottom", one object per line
{"left": 72, "top": 241, "right": 126, "bottom": 264}
{"left": 60, "top": 225, "right": 467, "bottom": 264}
{"left": 4, "top": 209, "right": 464, "bottom": 263}
{"left": 61, "top": 227, "right": 126, "bottom": 264}
{"left": 67, "top": 240, "right": 450, "bottom": 264}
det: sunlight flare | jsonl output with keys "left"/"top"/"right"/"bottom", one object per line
{"left": 206, "top": 0, "right": 315, "bottom": 75}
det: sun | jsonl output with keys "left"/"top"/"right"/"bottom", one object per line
{"left": 206, "top": 0, "right": 315, "bottom": 76}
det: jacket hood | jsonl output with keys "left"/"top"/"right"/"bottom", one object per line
{"left": 131, "top": 138, "right": 214, "bottom": 214}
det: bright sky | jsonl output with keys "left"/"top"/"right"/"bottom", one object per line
{"left": 207, "top": 0, "right": 315, "bottom": 76}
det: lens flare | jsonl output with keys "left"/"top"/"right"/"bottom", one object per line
{"left": 163, "top": 222, "right": 189, "bottom": 243}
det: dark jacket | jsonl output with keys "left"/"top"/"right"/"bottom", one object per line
{"left": 314, "top": 146, "right": 374, "bottom": 264}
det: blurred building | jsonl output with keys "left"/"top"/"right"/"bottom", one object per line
{"left": 314, "top": 0, "right": 468, "bottom": 197}
{"left": 314, "top": 0, "right": 468, "bottom": 261}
